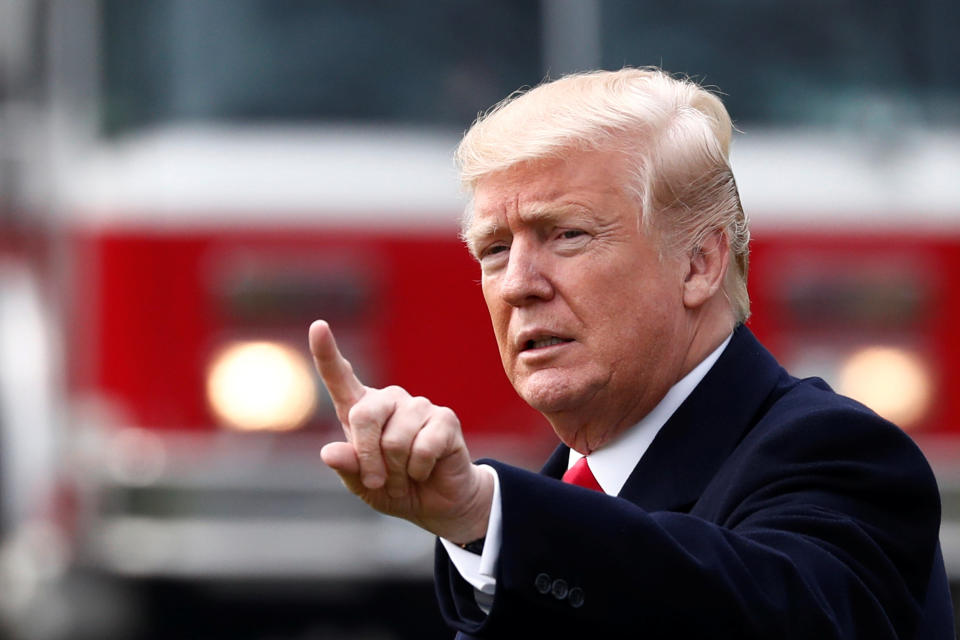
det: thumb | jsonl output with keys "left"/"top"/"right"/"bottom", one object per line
{"left": 321, "top": 441, "right": 365, "bottom": 493}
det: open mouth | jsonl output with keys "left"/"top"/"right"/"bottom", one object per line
{"left": 523, "top": 336, "right": 574, "bottom": 351}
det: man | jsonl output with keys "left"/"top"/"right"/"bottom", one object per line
{"left": 310, "top": 68, "right": 953, "bottom": 637}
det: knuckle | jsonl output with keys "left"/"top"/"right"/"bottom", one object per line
{"left": 414, "top": 428, "right": 444, "bottom": 454}
{"left": 435, "top": 406, "right": 459, "bottom": 425}
{"left": 384, "top": 384, "right": 409, "bottom": 398}
{"left": 347, "top": 402, "right": 371, "bottom": 426}
{"left": 409, "top": 439, "right": 434, "bottom": 463}
{"left": 380, "top": 431, "right": 409, "bottom": 455}
{"left": 347, "top": 389, "right": 391, "bottom": 427}
{"left": 409, "top": 396, "right": 433, "bottom": 413}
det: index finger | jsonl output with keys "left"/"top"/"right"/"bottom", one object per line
{"left": 309, "top": 320, "right": 366, "bottom": 422}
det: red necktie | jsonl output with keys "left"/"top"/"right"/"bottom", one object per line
{"left": 562, "top": 456, "right": 604, "bottom": 492}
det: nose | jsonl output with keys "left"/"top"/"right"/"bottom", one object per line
{"left": 499, "top": 237, "right": 554, "bottom": 306}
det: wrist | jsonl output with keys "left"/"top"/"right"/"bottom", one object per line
{"left": 448, "top": 464, "right": 494, "bottom": 544}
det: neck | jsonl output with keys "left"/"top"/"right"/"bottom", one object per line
{"left": 549, "top": 304, "right": 736, "bottom": 455}
{"left": 678, "top": 303, "right": 736, "bottom": 381}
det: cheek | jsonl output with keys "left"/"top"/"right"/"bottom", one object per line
{"left": 482, "top": 286, "right": 510, "bottom": 347}
{"left": 592, "top": 279, "right": 677, "bottom": 352}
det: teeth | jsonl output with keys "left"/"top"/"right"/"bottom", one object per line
{"left": 530, "top": 337, "right": 565, "bottom": 349}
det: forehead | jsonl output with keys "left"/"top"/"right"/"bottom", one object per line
{"left": 465, "top": 150, "right": 633, "bottom": 237}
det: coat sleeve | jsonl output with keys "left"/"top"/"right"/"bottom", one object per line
{"left": 434, "top": 406, "right": 952, "bottom": 639}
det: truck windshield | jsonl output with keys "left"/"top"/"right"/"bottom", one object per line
{"left": 600, "top": 0, "right": 959, "bottom": 128}
{"left": 101, "top": 0, "right": 543, "bottom": 135}
{"left": 101, "top": 0, "right": 959, "bottom": 135}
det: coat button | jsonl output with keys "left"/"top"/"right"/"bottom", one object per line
{"left": 551, "top": 578, "right": 569, "bottom": 600}
{"left": 568, "top": 587, "right": 585, "bottom": 608}
{"left": 535, "top": 573, "right": 552, "bottom": 594}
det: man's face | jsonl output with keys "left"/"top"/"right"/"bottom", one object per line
{"left": 466, "top": 149, "right": 692, "bottom": 453}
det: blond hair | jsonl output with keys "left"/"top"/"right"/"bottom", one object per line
{"left": 456, "top": 67, "right": 750, "bottom": 322}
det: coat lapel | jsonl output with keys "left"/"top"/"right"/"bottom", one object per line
{"left": 540, "top": 441, "right": 570, "bottom": 480}
{"left": 616, "top": 326, "right": 784, "bottom": 512}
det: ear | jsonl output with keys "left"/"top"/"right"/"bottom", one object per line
{"left": 682, "top": 229, "right": 730, "bottom": 310}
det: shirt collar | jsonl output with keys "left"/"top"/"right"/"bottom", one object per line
{"left": 568, "top": 333, "right": 733, "bottom": 496}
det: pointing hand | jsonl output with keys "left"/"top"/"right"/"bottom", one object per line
{"left": 309, "top": 320, "right": 492, "bottom": 543}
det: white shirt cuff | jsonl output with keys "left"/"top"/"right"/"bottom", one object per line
{"left": 440, "top": 464, "right": 502, "bottom": 601}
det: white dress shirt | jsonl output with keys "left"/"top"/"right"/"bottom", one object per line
{"left": 441, "top": 334, "right": 732, "bottom": 608}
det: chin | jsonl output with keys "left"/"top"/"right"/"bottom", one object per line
{"left": 514, "top": 370, "right": 602, "bottom": 415}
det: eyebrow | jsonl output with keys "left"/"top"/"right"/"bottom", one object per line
{"left": 461, "top": 197, "right": 493, "bottom": 256}
{"left": 464, "top": 203, "right": 592, "bottom": 256}
{"left": 462, "top": 220, "right": 498, "bottom": 257}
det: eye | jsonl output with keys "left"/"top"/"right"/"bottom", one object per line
{"left": 555, "top": 228, "right": 591, "bottom": 244}
{"left": 551, "top": 228, "right": 591, "bottom": 254}
{"left": 478, "top": 242, "right": 509, "bottom": 262}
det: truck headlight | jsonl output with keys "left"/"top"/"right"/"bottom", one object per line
{"left": 836, "top": 345, "right": 933, "bottom": 431}
{"left": 206, "top": 341, "right": 317, "bottom": 432}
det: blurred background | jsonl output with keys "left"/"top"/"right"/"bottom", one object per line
{"left": 0, "top": 0, "right": 958, "bottom": 638}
